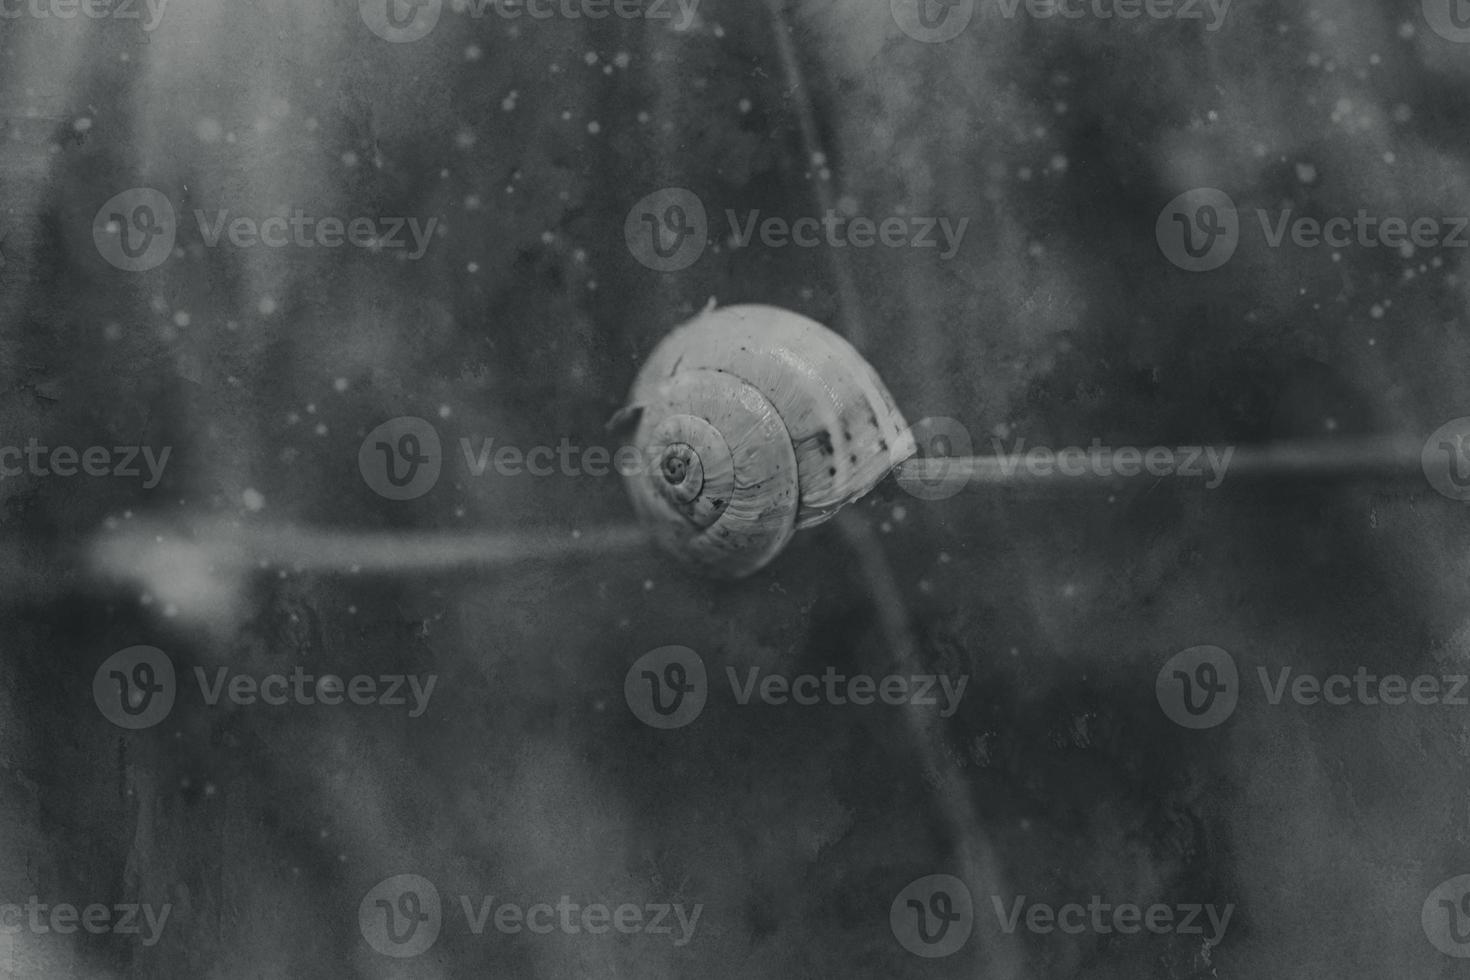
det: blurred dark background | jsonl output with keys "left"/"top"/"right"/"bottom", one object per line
{"left": 4, "top": 0, "right": 1470, "bottom": 975}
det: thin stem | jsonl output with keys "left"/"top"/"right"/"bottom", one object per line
{"left": 893, "top": 435, "right": 1425, "bottom": 489}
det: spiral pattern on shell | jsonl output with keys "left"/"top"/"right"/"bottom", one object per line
{"left": 617, "top": 304, "right": 916, "bottom": 578}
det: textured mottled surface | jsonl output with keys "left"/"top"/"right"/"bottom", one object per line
{"left": 1, "top": 1, "right": 1470, "bottom": 977}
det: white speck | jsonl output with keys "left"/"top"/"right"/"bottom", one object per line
{"left": 738, "top": 98, "right": 752, "bottom": 114}
{"left": 333, "top": 378, "right": 348, "bottom": 393}
{"left": 465, "top": 44, "right": 482, "bottom": 61}
{"left": 342, "top": 151, "right": 358, "bottom": 167}
{"left": 642, "top": 579, "right": 654, "bottom": 591}
{"left": 1295, "top": 162, "right": 1317, "bottom": 183}
{"left": 242, "top": 488, "right": 266, "bottom": 511}
{"left": 314, "top": 423, "right": 328, "bottom": 436}
{"left": 438, "top": 404, "right": 452, "bottom": 419}
{"left": 74, "top": 117, "right": 92, "bottom": 133}
{"left": 258, "top": 297, "right": 278, "bottom": 315}
{"left": 173, "top": 311, "right": 190, "bottom": 328}
{"left": 587, "top": 121, "right": 601, "bottom": 134}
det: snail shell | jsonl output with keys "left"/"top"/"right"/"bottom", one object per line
{"left": 615, "top": 304, "right": 916, "bottom": 578}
